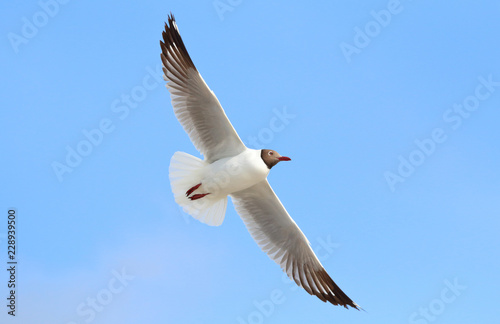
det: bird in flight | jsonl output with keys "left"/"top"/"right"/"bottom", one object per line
{"left": 160, "top": 14, "right": 359, "bottom": 309}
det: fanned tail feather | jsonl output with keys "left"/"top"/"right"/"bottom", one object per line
{"left": 169, "top": 151, "right": 227, "bottom": 226}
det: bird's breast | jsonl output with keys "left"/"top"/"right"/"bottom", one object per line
{"left": 202, "top": 149, "right": 269, "bottom": 197}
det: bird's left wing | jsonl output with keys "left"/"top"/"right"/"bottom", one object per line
{"left": 160, "top": 14, "right": 246, "bottom": 163}
{"left": 230, "top": 180, "right": 359, "bottom": 309}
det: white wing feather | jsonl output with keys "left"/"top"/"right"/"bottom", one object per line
{"left": 160, "top": 15, "right": 246, "bottom": 163}
{"left": 231, "top": 180, "right": 359, "bottom": 309}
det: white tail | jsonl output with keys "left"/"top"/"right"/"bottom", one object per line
{"left": 169, "top": 151, "right": 227, "bottom": 226}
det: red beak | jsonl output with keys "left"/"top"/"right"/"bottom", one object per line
{"left": 278, "top": 156, "right": 291, "bottom": 161}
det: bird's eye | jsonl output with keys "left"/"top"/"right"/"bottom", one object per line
{"left": 268, "top": 151, "right": 273, "bottom": 155}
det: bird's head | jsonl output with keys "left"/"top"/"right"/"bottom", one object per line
{"left": 261, "top": 149, "right": 291, "bottom": 169}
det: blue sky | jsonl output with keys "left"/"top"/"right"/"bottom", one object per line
{"left": 1, "top": 1, "right": 500, "bottom": 323}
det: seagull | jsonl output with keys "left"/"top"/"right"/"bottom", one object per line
{"left": 160, "top": 14, "right": 359, "bottom": 309}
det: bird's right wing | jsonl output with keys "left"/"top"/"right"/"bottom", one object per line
{"left": 230, "top": 180, "right": 359, "bottom": 309}
{"left": 160, "top": 14, "right": 246, "bottom": 163}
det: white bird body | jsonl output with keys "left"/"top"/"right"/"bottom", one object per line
{"left": 201, "top": 149, "right": 270, "bottom": 199}
{"left": 169, "top": 149, "right": 270, "bottom": 226}
{"left": 161, "top": 14, "right": 360, "bottom": 309}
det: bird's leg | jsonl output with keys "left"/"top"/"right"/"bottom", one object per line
{"left": 186, "top": 183, "right": 202, "bottom": 197}
{"left": 189, "top": 193, "right": 210, "bottom": 200}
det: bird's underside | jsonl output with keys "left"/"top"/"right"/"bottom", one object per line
{"left": 160, "top": 13, "right": 360, "bottom": 310}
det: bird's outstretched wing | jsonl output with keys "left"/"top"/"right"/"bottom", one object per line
{"left": 160, "top": 14, "right": 246, "bottom": 163}
{"left": 231, "top": 180, "right": 360, "bottom": 309}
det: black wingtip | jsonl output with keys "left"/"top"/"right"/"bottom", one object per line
{"left": 168, "top": 12, "right": 175, "bottom": 24}
{"left": 160, "top": 13, "right": 197, "bottom": 71}
{"left": 165, "top": 12, "right": 177, "bottom": 35}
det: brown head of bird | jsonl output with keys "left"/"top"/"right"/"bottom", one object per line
{"left": 261, "top": 149, "right": 291, "bottom": 169}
